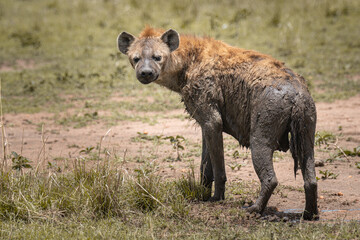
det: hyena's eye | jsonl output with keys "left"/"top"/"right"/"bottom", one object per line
{"left": 153, "top": 56, "right": 162, "bottom": 62}
{"left": 133, "top": 57, "right": 140, "bottom": 63}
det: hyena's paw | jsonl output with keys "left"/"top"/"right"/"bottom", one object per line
{"left": 246, "top": 204, "right": 262, "bottom": 214}
{"left": 208, "top": 193, "right": 225, "bottom": 202}
{"left": 303, "top": 210, "right": 319, "bottom": 221}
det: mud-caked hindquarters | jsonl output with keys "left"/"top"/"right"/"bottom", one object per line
{"left": 251, "top": 84, "right": 299, "bottom": 148}
{"left": 219, "top": 73, "right": 296, "bottom": 150}
{"left": 245, "top": 84, "right": 302, "bottom": 214}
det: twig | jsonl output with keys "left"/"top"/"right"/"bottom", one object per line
{"left": 333, "top": 136, "right": 350, "bottom": 162}
{"left": 334, "top": 144, "right": 350, "bottom": 162}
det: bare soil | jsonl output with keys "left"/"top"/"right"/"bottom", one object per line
{"left": 0, "top": 59, "right": 37, "bottom": 72}
{"left": 3, "top": 95, "right": 360, "bottom": 221}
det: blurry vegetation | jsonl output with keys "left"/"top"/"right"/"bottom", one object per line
{"left": 356, "top": 162, "right": 360, "bottom": 169}
{"left": 0, "top": 0, "right": 359, "bottom": 118}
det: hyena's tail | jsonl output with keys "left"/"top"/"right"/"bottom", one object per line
{"left": 289, "top": 94, "right": 317, "bottom": 177}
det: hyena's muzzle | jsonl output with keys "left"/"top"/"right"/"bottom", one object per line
{"left": 135, "top": 48, "right": 160, "bottom": 84}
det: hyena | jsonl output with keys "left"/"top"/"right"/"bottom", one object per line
{"left": 117, "top": 27, "right": 318, "bottom": 220}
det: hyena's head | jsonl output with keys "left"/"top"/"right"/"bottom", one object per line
{"left": 117, "top": 29, "right": 179, "bottom": 84}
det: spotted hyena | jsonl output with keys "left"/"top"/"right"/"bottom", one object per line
{"left": 117, "top": 27, "right": 318, "bottom": 220}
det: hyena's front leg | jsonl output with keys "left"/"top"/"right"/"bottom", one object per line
{"left": 201, "top": 116, "right": 226, "bottom": 201}
{"left": 200, "top": 128, "right": 213, "bottom": 201}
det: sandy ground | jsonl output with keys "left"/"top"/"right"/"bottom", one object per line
{"left": 2, "top": 94, "right": 360, "bottom": 221}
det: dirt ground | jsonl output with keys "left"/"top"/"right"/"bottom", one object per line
{"left": 2, "top": 94, "right": 360, "bottom": 221}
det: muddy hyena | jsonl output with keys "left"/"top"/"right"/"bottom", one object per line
{"left": 117, "top": 27, "right": 318, "bottom": 220}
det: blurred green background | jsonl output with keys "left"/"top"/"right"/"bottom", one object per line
{"left": 0, "top": 0, "right": 359, "bottom": 115}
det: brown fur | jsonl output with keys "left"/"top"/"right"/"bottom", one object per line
{"left": 118, "top": 27, "right": 318, "bottom": 220}
{"left": 139, "top": 25, "right": 164, "bottom": 38}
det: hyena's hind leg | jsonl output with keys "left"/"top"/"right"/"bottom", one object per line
{"left": 200, "top": 111, "right": 226, "bottom": 201}
{"left": 246, "top": 105, "right": 283, "bottom": 214}
{"left": 299, "top": 117, "right": 318, "bottom": 220}
{"left": 300, "top": 145, "right": 318, "bottom": 220}
{"left": 290, "top": 97, "right": 318, "bottom": 220}
{"left": 247, "top": 138, "right": 277, "bottom": 214}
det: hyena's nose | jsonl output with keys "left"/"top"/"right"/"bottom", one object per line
{"left": 140, "top": 69, "right": 153, "bottom": 77}
{"left": 137, "top": 67, "right": 157, "bottom": 84}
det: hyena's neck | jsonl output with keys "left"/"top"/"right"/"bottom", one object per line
{"left": 154, "top": 35, "right": 226, "bottom": 93}
{"left": 155, "top": 35, "right": 210, "bottom": 93}
{"left": 154, "top": 53, "right": 188, "bottom": 93}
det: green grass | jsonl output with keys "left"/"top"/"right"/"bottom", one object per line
{"left": 0, "top": 161, "right": 359, "bottom": 239}
{"left": 1, "top": 218, "right": 359, "bottom": 239}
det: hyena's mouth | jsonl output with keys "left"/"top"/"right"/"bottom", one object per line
{"left": 136, "top": 72, "right": 159, "bottom": 84}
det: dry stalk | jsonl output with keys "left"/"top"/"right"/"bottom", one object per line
{"left": 21, "top": 127, "right": 25, "bottom": 155}
{"left": 333, "top": 136, "right": 350, "bottom": 162}
{"left": 97, "top": 128, "right": 112, "bottom": 170}
{"left": 35, "top": 124, "right": 49, "bottom": 175}
{"left": 0, "top": 77, "right": 8, "bottom": 172}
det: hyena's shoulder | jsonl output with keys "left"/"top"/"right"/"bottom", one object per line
{"left": 177, "top": 36, "right": 306, "bottom": 88}
{"left": 176, "top": 35, "right": 283, "bottom": 70}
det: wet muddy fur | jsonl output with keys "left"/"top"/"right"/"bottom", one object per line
{"left": 117, "top": 27, "right": 319, "bottom": 220}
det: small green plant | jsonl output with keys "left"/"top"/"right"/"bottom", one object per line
{"left": 228, "top": 162, "right": 242, "bottom": 171}
{"left": 341, "top": 146, "right": 360, "bottom": 157}
{"left": 164, "top": 135, "right": 185, "bottom": 161}
{"left": 319, "top": 170, "right": 339, "bottom": 180}
{"left": 80, "top": 146, "right": 95, "bottom": 154}
{"left": 232, "top": 150, "right": 240, "bottom": 159}
{"left": 131, "top": 132, "right": 163, "bottom": 143}
{"left": 326, "top": 154, "right": 343, "bottom": 163}
{"left": 315, "top": 131, "right": 336, "bottom": 147}
{"left": 11, "top": 151, "right": 32, "bottom": 173}
{"left": 328, "top": 146, "right": 360, "bottom": 162}
{"left": 231, "top": 150, "right": 250, "bottom": 160}
{"left": 355, "top": 162, "right": 360, "bottom": 169}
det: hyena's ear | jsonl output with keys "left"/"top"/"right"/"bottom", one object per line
{"left": 117, "top": 32, "right": 136, "bottom": 54}
{"left": 161, "top": 29, "right": 180, "bottom": 52}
